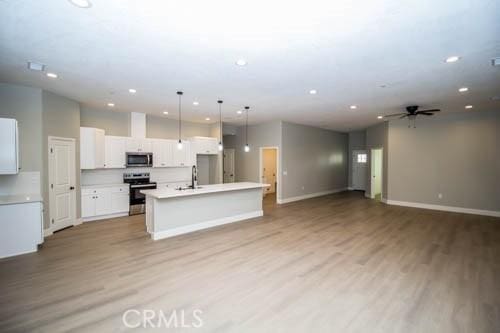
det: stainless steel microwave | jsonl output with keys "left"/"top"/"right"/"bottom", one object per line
{"left": 126, "top": 152, "right": 153, "bottom": 168}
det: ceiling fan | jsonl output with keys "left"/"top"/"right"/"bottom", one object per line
{"left": 383, "top": 105, "right": 440, "bottom": 128}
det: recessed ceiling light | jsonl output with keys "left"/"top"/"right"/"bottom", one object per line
{"left": 128, "top": 89, "right": 136, "bottom": 94}
{"left": 107, "top": 103, "right": 115, "bottom": 107}
{"left": 458, "top": 87, "right": 469, "bottom": 92}
{"left": 445, "top": 56, "right": 460, "bottom": 63}
{"left": 309, "top": 89, "right": 317, "bottom": 95}
{"left": 68, "top": 0, "right": 92, "bottom": 8}
{"left": 465, "top": 105, "right": 473, "bottom": 109}
{"left": 27, "top": 62, "right": 45, "bottom": 72}
{"left": 350, "top": 105, "right": 357, "bottom": 110}
{"left": 163, "top": 111, "right": 169, "bottom": 115}
{"left": 205, "top": 117, "right": 211, "bottom": 121}
{"left": 46, "top": 72, "right": 58, "bottom": 78}
{"left": 237, "top": 110, "right": 243, "bottom": 114}
{"left": 377, "top": 115, "right": 383, "bottom": 119}
{"left": 236, "top": 59, "right": 247, "bottom": 66}
{"left": 193, "top": 101, "right": 199, "bottom": 106}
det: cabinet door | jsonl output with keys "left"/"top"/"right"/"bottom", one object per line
{"left": 81, "top": 194, "right": 96, "bottom": 218}
{"left": 105, "top": 136, "right": 126, "bottom": 169}
{"left": 141, "top": 139, "right": 152, "bottom": 153}
{"left": 0, "top": 118, "right": 18, "bottom": 174}
{"left": 111, "top": 192, "right": 129, "bottom": 213}
{"left": 94, "top": 129, "right": 105, "bottom": 168}
{"left": 173, "top": 141, "right": 191, "bottom": 167}
{"left": 152, "top": 140, "right": 165, "bottom": 167}
{"left": 94, "top": 190, "right": 111, "bottom": 216}
{"left": 126, "top": 138, "right": 140, "bottom": 152}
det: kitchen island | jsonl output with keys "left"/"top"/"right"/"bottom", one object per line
{"left": 141, "top": 182, "right": 269, "bottom": 240}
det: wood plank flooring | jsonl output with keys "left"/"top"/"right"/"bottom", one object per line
{"left": 1, "top": 191, "right": 499, "bottom": 332}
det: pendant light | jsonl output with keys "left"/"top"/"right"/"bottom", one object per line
{"left": 176, "top": 91, "right": 183, "bottom": 150}
{"left": 217, "top": 100, "right": 223, "bottom": 151}
{"left": 244, "top": 106, "right": 250, "bottom": 152}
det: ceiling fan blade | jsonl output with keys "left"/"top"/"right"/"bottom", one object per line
{"left": 398, "top": 114, "right": 408, "bottom": 119}
{"left": 419, "top": 109, "right": 440, "bottom": 113}
{"left": 417, "top": 111, "right": 434, "bottom": 116}
{"left": 383, "top": 113, "right": 407, "bottom": 118}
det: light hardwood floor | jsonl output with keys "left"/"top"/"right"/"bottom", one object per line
{"left": 0, "top": 191, "right": 499, "bottom": 332}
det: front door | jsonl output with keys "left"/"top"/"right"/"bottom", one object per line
{"left": 352, "top": 150, "right": 367, "bottom": 190}
{"left": 223, "top": 149, "right": 235, "bottom": 183}
{"left": 49, "top": 137, "right": 76, "bottom": 232}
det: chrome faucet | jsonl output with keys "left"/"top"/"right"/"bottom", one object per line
{"left": 190, "top": 165, "right": 197, "bottom": 189}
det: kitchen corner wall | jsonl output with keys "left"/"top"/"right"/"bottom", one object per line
{"left": 365, "top": 122, "right": 389, "bottom": 200}
{"left": 42, "top": 91, "right": 81, "bottom": 227}
{"left": 223, "top": 121, "right": 349, "bottom": 202}
{"left": 347, "top": 130, "right": 366, "bottom": 188}
{"left": 281, "top": 122, "right": 348, "bottom": 199}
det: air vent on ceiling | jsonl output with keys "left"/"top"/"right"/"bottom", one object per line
{"left": 492, "top": 57, "right": 500, "bottom": 67}
{"left": 27, "top": 62, "right": 45, "bottom": 71}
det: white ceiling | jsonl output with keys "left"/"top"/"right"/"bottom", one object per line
{"left": 0, "top": 0, "right": 499, "bottom": 131}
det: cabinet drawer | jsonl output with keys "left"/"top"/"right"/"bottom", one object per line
{"left": 110, "top": 186, "right": 129, "bottom": 194}
{"left": 81, "top": 188, "right": 110, "bottom": 195}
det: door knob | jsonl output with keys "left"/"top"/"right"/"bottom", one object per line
{"left": 70, "top": 186, "right": 75, "bottom": 190}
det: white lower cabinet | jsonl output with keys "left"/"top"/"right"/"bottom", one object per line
{"left": 81, "top": 185, "right": 129, "bottom": 221}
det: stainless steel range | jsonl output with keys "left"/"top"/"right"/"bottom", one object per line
{"left": 123, "top": 173, "right": 157, "bottom": 215}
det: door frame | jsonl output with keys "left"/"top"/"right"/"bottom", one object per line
{"left": 352, "top": 149, "right": 367, "bottom": 191}
{"left": 48, "top": 136, "right": 78, "bottom": 235}
{"left": 259, "top": 146, "right": 280, "bottom": 203}
{"left": 370, "top": 147, "right": 383, "bottom": 199}
{"left": 223, "top": 148, "right": 235, "bottom": 183}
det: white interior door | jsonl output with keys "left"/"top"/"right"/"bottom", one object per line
{"left": 262, "top": 148, "right": 277, "bottom": 194}
{"left": 371, "top": 148, "right": 383, "bottom": 199}
{"left": 49, "top": 137, "right": 76, "bottom": 232}
{"left": 352, "top": 150, "right": 367, "bottom": 190}
{"left": 223, "top": 149, "right": 235, "bottom": 183}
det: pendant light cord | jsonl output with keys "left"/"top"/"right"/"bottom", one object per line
{"left": 177, "top": 91, "right": 183, "bottom": 142}
{"left": 218, "top": 100, "right": 223, "bottom": 144}
{"left": 245, "top": 106, "right": 249, "bottom": 145}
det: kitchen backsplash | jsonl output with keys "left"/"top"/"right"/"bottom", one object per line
{"left": 81, "top": 167, "right": 191, "bottom": 186}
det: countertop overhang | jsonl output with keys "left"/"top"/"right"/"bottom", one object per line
{"left": 141, "top": 182, "right": 270, "bottom": 199}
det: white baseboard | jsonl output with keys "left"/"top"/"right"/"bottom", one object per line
{"left": 385, "top": 199, "right": 500, "bottom": 217}
{"left": 43, "top": 228, "right": 53, "bottom": 237}
{"left": 277, "top": 188, "right": 347, "bottom": 204}
{"left": 151, "top": 210, "right": 263, "bottom": 240}
{"left": 82, "top": 212, "right": 129, "bottom": 223}
{"left": 347, "top": 187, "right": 354, "bottom": 191}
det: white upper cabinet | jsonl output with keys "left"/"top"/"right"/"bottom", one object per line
{"left": 126, "top": 138, "right": 152, "bottom": 153}
{"left": 0, "top": 118, "right": 19, "bottom": 174}
{"left": 190, "top": 136, "right": 219, "bottom": 155}
{"left": 152, "top": 139, "right": 175, "bottom": 167}
{"left": 80, "top": 127, "right": 105, "bottom": 169}
{"left": 104, "top": 136, "right": 127, "bottom": 169}
{"left": 173, "top": 140, "right": 192, "bottom": 167}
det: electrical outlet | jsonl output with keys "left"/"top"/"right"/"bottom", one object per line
{"left": 283, "top": 170, "right": 288, "bottom": 176}
{"left": 438, "top": 193, "right": 443, "bottom": 199}
{"left": 301, "top": 186, "right": 305, "bottom": 191}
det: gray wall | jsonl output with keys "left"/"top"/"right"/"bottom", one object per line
{"left": 388, "top": 110, "right": 500, "bottom": 211}
{"left": 365, "top": 122, "right": 389, "bottom": 199}
{"left": 42, "top": 91, "right": 81, "bottom": 226}
{"left": 281, "top": 121, "right": 348, "bottom": 199}
{"left": 347, "top": 131, "right": 366, "bottom": 188}
{"left": 147, "top": 115, "right": 211, "bottom": 139}
{"left": 0, "top": 83, "right": 43, "bottom": 176}
{"left": 230, "top": 121, "right": 282, "bottom": 195}
{"left": 80, "top": 107, "right": 130, "bottom": 136}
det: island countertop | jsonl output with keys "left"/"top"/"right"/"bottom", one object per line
{"left": 141, "top": 182, "right": 269, "bottom": 199}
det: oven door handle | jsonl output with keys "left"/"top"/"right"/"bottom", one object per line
{"left": 130, "top": 184, "right": 157, "bottom": 188}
